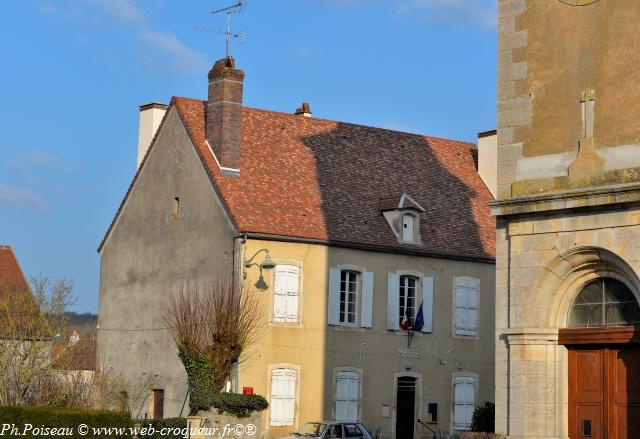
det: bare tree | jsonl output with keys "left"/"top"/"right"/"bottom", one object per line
{"left": 0, "top": 276, "right": 74, "bottom": 405}
{"left": 163, "top": 278, "right": 264, "bottom": 411}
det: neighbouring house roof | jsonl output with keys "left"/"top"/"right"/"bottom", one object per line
{"left": 51, "top": 338, "right": 97, "bottom": 372}
{"left": 99, "top": 98, "right": 495, "bottom": 261}
{"left": 0, "top": 245, "right": 29, "bottom": 296}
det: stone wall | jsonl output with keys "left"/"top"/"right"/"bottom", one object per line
{"left": 494, "top": 202, "right": 640, "bottom": 438}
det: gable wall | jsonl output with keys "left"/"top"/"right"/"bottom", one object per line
{"left": 97, "top": 107, "right": 236, "bottom": 417}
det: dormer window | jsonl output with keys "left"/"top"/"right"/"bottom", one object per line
{"left": 379, "top": 193, "right": 425, "bottom": 244}
{"left": 402, "top": 214, "right": 414, "bottom": 242}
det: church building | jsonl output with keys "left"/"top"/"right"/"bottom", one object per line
{"left": 494, "top": 1, "right": 640, "bottom": 437}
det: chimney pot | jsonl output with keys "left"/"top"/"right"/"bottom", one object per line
{"left": 207, "top": 56, "right": 244, "bottom": 175}
{"left": 295, "top": 102, "right": 312, "bottom": 117}
{"left": 69, "top": 329, "right": 80, "bottom": 345}
{"left": 137, "top": 103, "right": 167, "bottom": 169}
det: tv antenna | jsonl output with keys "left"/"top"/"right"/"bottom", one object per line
{"left": 210, "top": 1, "right": 246, "bottom": 58}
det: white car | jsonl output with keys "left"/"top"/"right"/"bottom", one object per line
{"left": 286, "top": 422, "right": 373, "bottom": 439}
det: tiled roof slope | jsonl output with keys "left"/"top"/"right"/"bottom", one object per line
{"left": 172, "top": 98, "right": 495, "bottom": 260}
{"left": 51, "top": 339, "right": 97, "bottom": 371}
{"left": 0, "top": 246, "right": 29, "bottom": 295}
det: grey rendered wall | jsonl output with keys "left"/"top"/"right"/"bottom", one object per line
{"left": 97, "top": 107, "right": 236, "bottom": 418}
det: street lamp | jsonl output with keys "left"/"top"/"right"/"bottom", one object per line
{"left": 243, "top": 248, "right": 276, "bottom": 290}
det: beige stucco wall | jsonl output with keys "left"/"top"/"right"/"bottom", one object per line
{"left": 239, "top": 239, "right": 495, "bottom": 439}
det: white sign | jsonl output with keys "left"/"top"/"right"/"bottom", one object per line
{"left": 398, "top": 348, "right": 420, "bottom": 358}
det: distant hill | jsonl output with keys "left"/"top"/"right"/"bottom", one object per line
{"left": 65, "top": 312, "right": 98, "bottom": 339}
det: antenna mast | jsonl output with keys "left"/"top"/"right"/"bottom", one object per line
{"left": 211, "top": 1, "right": 245, "bottom": 58}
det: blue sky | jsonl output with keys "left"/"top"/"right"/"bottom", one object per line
{"left": 0, "top": 0, "right": 497, "bottom": 312}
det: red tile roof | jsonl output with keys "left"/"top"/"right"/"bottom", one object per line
{"left": 51, "top": 338, "right": 97, "bottom": 371}
{"left": 100, "top": 99, "right": 495, "bottom": 260}
{"left": 0, "top": 246, "right": 29, "bottom": 296}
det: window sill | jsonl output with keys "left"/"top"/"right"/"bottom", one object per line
{"left": 270, "top": 321, "right": 304, "bottom": 328}
{"left": 390, "top": 330, "right": 428, "bottom": 337}
{"left": 330, "top": 325, "right": 369, "bottom": 333}
{"left": 452, "top": 332, "right": 479, "bottom": 340}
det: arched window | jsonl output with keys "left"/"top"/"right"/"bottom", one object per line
{"left": 568, "top": 278, "right": 640, "bottom": 328}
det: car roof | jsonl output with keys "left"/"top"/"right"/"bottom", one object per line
{"left": 313, "top": 422, "right": 363, "bottom": 425}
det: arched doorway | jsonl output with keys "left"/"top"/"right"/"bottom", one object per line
{"left": 559, "top": 277, "right": 640, "bottom": 439}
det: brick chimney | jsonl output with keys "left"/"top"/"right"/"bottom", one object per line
{"left": 207, "top": 56, "right": 244, "bottom": 176}
{"left": 294, "top": 102, "right": 312, "bottom": 117}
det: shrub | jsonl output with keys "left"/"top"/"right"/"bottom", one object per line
{"left": 0, "top": 405, "right": 133, "bottom": 439}
{"left": 471, "top": 402, "right": 495, "bottom": 432}
{"left": 193, "top": 392, "right": 268, "bottom": 418}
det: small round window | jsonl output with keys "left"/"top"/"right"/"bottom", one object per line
{"left": 568, "top": 278, "right": 640, "bottom": 328}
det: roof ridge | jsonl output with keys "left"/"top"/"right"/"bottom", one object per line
{"left": 171, "top": 96, "right": 475, "bottom": 146}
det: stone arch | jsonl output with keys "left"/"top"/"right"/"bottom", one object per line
{"left": 528, "top": 246, "right": 640, "bottom": 328}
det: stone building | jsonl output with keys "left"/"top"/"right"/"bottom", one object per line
{"left": 97, "top": 56, "right": 497, "bottom": 437}
{"left": 494, "top": 1, "right": 640, "bottom": 437}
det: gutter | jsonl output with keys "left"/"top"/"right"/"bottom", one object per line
{"left": 239, "top": 232, "right": 495, "bottom": 265}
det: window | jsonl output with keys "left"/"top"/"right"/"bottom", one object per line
{"left": 327, "top": 425, "right": 342, "bottom": 438}
{"left": 387, "top": 273, "right": 433, "bottom": 332}
{"left": 399, "top": 275, "right": 417, "bottom": 327}
{"left": 151, "top": 389, "right": 164, "bottom": 420}
{"left": 454, "top": 277, "right": 480, "bottom": 337}
{"left": 270, "top": 368, "right": 297, "bottom": 426}
{"left": 335, "top": 371, "right": 359, "bottom": 422}
{"left": 402, "top": 214, "right": 414, "bottom": 242}
{"left": 453, "top": 376, "right": 476, "bottom": 431}
{"left": 172, "top": 197, "right": 180, "bottom": 216}
{"left": 343, "top": 425, "right": 363, "bottom": 437}
{"left": 274, "top": 265, "right": 300, "bottom": 323}
{"left": 340, "top": 271, "right": 359, "bottom": 325}
{"left": 328, "top": 268, "right": 373, "bottom": 328}
{"left": 568, "top": 278, "right": 640, "bottom": 327}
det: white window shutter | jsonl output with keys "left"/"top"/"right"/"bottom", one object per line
{"left": 275, "top": 266, "right": 300, "bottom": 323}
{"left": 421, "top": 276, "right": 433, "bottom": 333}
{"left": 455, "top": 296, "right": 466, "bottom": 335}
{"left": 335, "top": 374, "right": 348, "bottom": 421}
{"left": 387, "top": 272, "right": 400, "bottom": 330}
{"left": 286, "top": 294, "right": 299, "bottom": 323}
{"left": 360, "top": 272, "right": 374, "bottom": 328}
{"left": 287, "top": 266, "right": 300, "bottom": 293}
{"left": 274, "top": 269, "right": 288, "bottom": 321}
{"left": 336, "top": 372, "right": 359, "bottom": 422}
{"left": 284, "top": 370, "right": 296, "bottom": 424}
{"left": 328, "top": 268, "right": 341, "bottom": 326}
{"left": 453, "top": 376, "right": 476, "bottom": 430}
{"left": 468, "top": 277, "right": 480, "bottom": 335}
{"left": 271, "top": 369, "right": 284, "bottom": 425}
{"left": 271, "top": 368, "right": 296, "bottom": 426}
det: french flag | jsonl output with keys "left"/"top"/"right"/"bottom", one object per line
{"left": 401, "top": 306, "right": 411, "bottom": 331}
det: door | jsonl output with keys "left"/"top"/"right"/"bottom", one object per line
{"left": 569, "top": 346, "right": 640, "bottom": 438}
{"left": 569, "top": 348, "right": 604, "bottom": 438}
{"left": 396, "top": 377, "right": 416, "bottom": 439}
{"left": 608, "top": 347, "right": 640, "bottom": 438}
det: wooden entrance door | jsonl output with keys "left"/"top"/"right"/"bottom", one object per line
{"left": 568, "top": 346, "right": 640, "bottom": 438}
